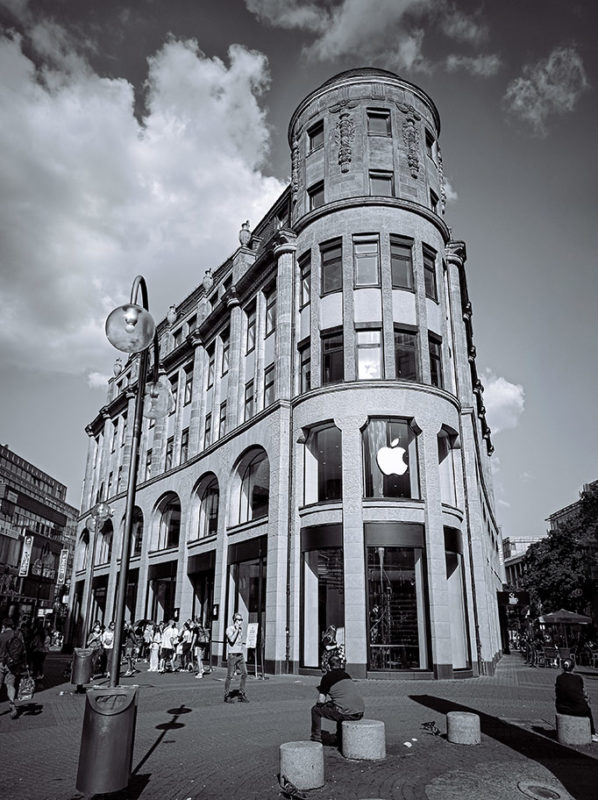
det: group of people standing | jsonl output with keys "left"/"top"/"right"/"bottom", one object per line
{"left": 86, "top": 617, "right": 211, "bottom": 680}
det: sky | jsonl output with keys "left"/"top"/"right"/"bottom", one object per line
{"left": 0, "top": 0, "right": 596, "bottom": 542}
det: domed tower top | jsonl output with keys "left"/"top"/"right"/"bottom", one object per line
{"left": 288, "top": 67, "right": 446, "bottom": 227}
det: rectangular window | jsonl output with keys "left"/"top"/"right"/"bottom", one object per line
{"left": 429, "top": 336, "right": 443, "bottom": 388}
{"left": 180, "top": 428, "right": 189, "bottom": 463}
{"left": 425, "top": 129, "right": 435, "bottom": 159}
{"left": 395, "top": 328, "right": 418, "bottom": 380}
{"left": 218, "top": 401, "right": 227, "bottom": 438}
{"left": 299, "top": 252, "right": 311, "bottom": 309}
{"left": 356, "top": 329, "right": 382, "bottom": 379}
{"left": 308, "top": 120, "right": 324, "bottom": 151}
{"left": 353, "top": 236, "right": 379, "bottom": 287}
{"left": 246, "top": 303, "right": 256, "bottom": 353}
{"left": 308, "top": 181, "right": 324, "bottom": 210}
{"left": 390, "top": 236, "right": 414, "bottom": 290}
{"left": 302, "top": 547, "right": 344, "bottom": 668}
{"left": 207, "top": 345, "right": 215, "bottom": 388}
{"left": 369, "top": 170, "right": 394, "bottom": 196}
{"left": 121, "top": 414, "right": 127, "bottom": 447}
{"left": 299, "top": 343, "right": 311, "bottom": 393}
{"left": 165, "top": 437, "right": 174, "bottom": 471}
{"left": 107, "top": 472, "right": 113, "bottom": 497}
{"left": 367, "top": 108, "right": 391, "bottom": 136}
{"left": 187, "top": 314, "right": 197, "bottom": 333}
{"left": 430, "top": 189, "right": 439, "bottom": 214}
{"left": 320, "top": 239, "right": 342, "bottom": 295}
{"left": 204, "top": 413, "right": 212, "bottom": 447}
{"left": 321, "top": 331, "right": 344, "bottom": 385}
{"left": 423, "top": 247, "right": 438, "bottom": 300}
{"left": 169, "top": 376, "right": 178, "bottom": 414}
{"left": 184, "top": 367, "right": 193, "bottom": 405}
{"left": 144, "top": 450, "right": 152, "bottom": 481}
{"left": 265, "top": 285, "right": 277, "bottom": 336}
{"left": 221, "top": 330, "right": 229, "bottom": 375}
{"left": 264, "top": 364, "right": 275, "bottom": 406}
{"left": 173, "top": 327, "right": 183, "bottom": 348}
{"left": 111, "top": 421, "right": 118, "bottom": 452}
{"left": 244, "top": 379, "right": 254, "bottom": 421}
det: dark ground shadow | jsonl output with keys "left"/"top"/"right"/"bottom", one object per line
{"left": 410, "top": 694, "right": 598, "bottom": 800}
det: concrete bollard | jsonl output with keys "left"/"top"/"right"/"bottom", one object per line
{"left": 279, "top": 741, "right": 325, "bottom": 790}
{"left": 556, "top": 713, "right": 591, "bottom": 745}
{"left": 447, "top": 711, "right": 481, "bottom": 745}
{"left": 341, "top": 719, "right": 386, "bottom": 760}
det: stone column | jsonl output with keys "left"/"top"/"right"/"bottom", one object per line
{"left": 119, "top": 391, "right": 136, "bottom": 493}
{"left": 81, "top": 426, "right": 97, "bottom": 513}
{"left": 226, "top": 290, "right": 243, "bottom": 430}
{"left": 188, "top": 331, "right": 205, "bottom": 456}
{"left": 334, "top": 413, "right": 367, "bottom": 677}
{"left": 273, "top": 232, "right": 297, "bottom": 402}
{"left": 445, "top": 241, "right": 472, "bottom": 404}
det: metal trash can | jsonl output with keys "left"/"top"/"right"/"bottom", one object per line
{"left": 71, "top": 647, "right": 94, "bottom": 687}
{"left": 76, "top": 686, "right": 138, "bottom": 794}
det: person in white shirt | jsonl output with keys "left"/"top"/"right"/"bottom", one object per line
{"left": 100, "top": 621, "right": 115, "bottom": 678}
{"left": 224, "top": 613, "right": 248, "bottom": 703}
{"left": 159, "top": 620, "right": 178, "bottom": 673}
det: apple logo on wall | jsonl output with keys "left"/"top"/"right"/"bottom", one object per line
{"left": 376, "top": 439, "right": 408, "bottom": 476}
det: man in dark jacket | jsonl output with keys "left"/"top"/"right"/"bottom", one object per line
{"left": 555, "top": 658, "right": 598, "bottom": 742}
{"left": 0, "top": 617, "right": 26, "bottom": 719}
{"left": 311, "top": 654, "right": 364, "bottom": 745}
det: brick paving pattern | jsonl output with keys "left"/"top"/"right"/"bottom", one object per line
{"left": 0, "top": 654, "right": 597, "bottom": 800}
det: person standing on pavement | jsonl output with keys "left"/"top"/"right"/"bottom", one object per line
{"left": 148, "top": 624, "right": 161, "bottom": 672}
{"left": 0, "top": 618, "right": 27, "bottom": 719}
{"left": 101, "top": 621, "right": 115, "bottom": 678}
{"left": 310, "top": 654, "right": 364, "bottom": 746}
{"left": 224, "top": 612, "right": 249, "bottom": 703}
{"left": 86, "top": 621, "right": 104, "bottom": 678}
{"left": 159, "top": 619, "right": 178, "bottom": 673}
{"left": 555, "top": 658, "right": 598, "bottom": 742}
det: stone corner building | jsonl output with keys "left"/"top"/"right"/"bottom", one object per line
{"left": 70, "top": 68, "right": 503, "bottom": 679}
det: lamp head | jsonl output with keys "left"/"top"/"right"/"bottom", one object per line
{"left": 105, "top": 303, "right": 156, "bottom": 353}
{"left": 143, "top": 375, "right": 175, "bottom": 420}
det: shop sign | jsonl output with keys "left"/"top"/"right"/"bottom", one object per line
{"left": 18, "top": 536, "right": 33, "bottom": 577}
{"left": 246, "top": 623, "right": 259, "bottom": 649}
{"left": 57, "top": 549, "right": 69, "bottom": 584}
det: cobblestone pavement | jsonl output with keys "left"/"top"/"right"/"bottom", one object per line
{"left": 1, "top": 654, "right": 597, "bottom": 800}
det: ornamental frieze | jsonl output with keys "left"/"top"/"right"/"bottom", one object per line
{"left": 397, "top": 103, "right": 421, "bottom": 179}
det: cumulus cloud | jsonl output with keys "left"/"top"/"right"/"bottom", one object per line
{"left": 245, "top": 0, "right": 498, "bottom": 76}
{"left": 503, "top": 45, "right": 589, "bottom": 137}
{"left": 483, "top": 370, "right": 525, "bottom": 435}
{"left": 446, "top": 53, "right": 501, "bottom": 77}
{"left": 0, "top": 24, "right": 285, "bottom": 377}
{"left": 444, "top": 179, "right": 458, "bottom": 203}
{"left": 87, "top": 372, "right": 111, "bottom": 390}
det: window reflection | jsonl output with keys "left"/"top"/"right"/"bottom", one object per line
{"left": 304, "top": 424, "right": 342, "bottom": 504}
{"left": 362, "top": 418, "right": 419, "bottom": 499}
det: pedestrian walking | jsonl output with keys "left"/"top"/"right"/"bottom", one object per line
{"left": 159, "top": 620, "right": 178, "bottom": 673}
{"left": 194, "top": 618, "right": 210, "bottom": 678}
{"left": 555, "top": 658, "right": 598, "bottom": 742}
{"left": 0, "top": 618, "right": 27, "bottom": 719}
{"left": 310, "top": 654, "right": 364, "bottom": 746}
{"left": 224, "top": 612, "right": 249, "bottom": 703}
{"left": 123, "top": 623, "right": 137, "bottom": 677}
{"left": 148, "top": 624, "right": 161, "bottom": 672}
{"left": 100, "top": 621, "right": 115, "bottom": 678}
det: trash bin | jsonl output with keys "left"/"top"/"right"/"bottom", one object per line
{"left": 71, "top": 647, "right": 94, "bottom": 687}
{"left": 76, "top": 686, "right": 138, "bottom": 794}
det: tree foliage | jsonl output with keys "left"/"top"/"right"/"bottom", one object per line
{"left": 522, "top": 483, "right": 598, "bottom": 616}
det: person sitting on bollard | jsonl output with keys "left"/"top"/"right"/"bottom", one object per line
{"left": 556, "top": 658, "right": 598, "bottom": 742}
{"left": 310, "top": 654, "right": 364, "bottom": 746}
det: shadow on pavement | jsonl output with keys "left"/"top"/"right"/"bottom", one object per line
{"left": 410, "top": 694, "right": 598, "bottom": 800}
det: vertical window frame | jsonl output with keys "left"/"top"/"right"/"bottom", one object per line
{"left": 353, "top": 235, "right": 380, "bottom": 288}
{"left": 390, "top": 235, "right": 414, "bottom": 290}
{"left": 320, "top": 239, "right": 343, "bottom": 296}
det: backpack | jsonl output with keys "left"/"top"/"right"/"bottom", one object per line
{"left": 5, "top": 633, "right": 26, "bottom": 669}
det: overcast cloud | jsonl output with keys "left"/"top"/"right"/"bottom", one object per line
{"left": 0, "top": 24, "right": 284, "bottom": 378}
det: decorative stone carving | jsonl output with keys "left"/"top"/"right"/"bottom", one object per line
{"left": 290, "top": 136, "right": 300, "bottom": 205}
{"left": 436, "top": 144, "right": 447, "bottom": 214}
{"left": 335, "top": 111, "right": 355, "bottom": 173}
{"left": 397, "top": 103, "right": 421, "bottom": 179}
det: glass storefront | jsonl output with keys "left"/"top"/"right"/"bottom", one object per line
{"left": 365, "top": 523, "right": 428, "bottom": 671}
{"left": 301, "top": 524, "right": 344, "bottom": 668}
{"left": 227, "top": 537, "right": 267, "bottom": 662}
{"left": 444, "top": 527, "right": 470, "bottom": 669}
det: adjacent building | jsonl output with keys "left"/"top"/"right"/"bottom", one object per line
{"left": 70, "top": 68, "right": 503, "bottom": 677}
{"left": 0, "top": 444, "right": 78, "bottom": 630}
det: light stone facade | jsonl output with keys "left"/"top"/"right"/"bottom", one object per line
{"left": 69, "top": 68, "right": 503, "bottom": 678}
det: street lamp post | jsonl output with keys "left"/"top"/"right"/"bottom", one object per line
{"left": 77, "top": 276, "right": 171, "bottom": 795}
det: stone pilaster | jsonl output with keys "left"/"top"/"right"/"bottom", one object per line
{"left": 81, "top": 426, "right": 97, "bottom": 513}
{"left": 334, "top": 413, "right": 368, "bottom": 676}
{"left": 274, "top": 231, "right": 297, "bottom": 402}
{"left": 445, "top": 241, "right": 472, "bottom": 404}
{"left": 226, "top": 291, "right": 243, "bottom": 429}
{"left": 188, "top": 331, "right": 205, "bottom": 456}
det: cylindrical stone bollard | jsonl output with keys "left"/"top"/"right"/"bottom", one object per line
{"left": 279, "top": 741, "right": 325, "bottom": 790}
{"left": 556, "top": 713, "right": 591, "bottom": 745}
{"left": 342, "top": 719, "right": 386, "bottom": 760}
{"left": 447, "top": 711, "right": 481, "bottom": 745}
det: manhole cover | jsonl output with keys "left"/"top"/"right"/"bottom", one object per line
{"left": 518, "top": 782, "right": 563, "bottom": 800}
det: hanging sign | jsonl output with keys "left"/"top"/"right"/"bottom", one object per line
{"left": 18, "top": 535, "right": 34, "bottom": 577}
{"left": 57, "top": 549, "right": 69, "bottom": 585}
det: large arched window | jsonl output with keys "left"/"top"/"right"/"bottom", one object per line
{"left": 304, "top": 423, "right": 342, "bottom": 505}
{"left": 77, "top": 530, "right": 90, "bottom": 572}
{"left": 130, "top": 507, "right": 144, "bottom": 557}
{"left": 156, "top": 493, "right": 181, "bottom": 550}
{"left": 199, "top": 478, "right": 219, "bottom": 538}
{"left": 96, "top": 520, "right": 113, "bottom": 564}
{"left": 238, "top": 450, "right": 269, "bottom": 524}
